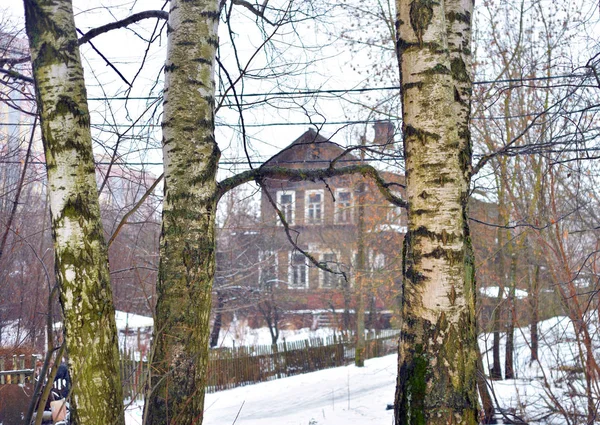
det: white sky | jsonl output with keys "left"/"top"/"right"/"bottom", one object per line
{"left": 4, "top": 0, "right": 393, "bottom": 183}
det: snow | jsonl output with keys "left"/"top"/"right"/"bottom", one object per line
{"left": 125, "top": 354, "right": 397, "bottom": 425}
{"left": 114, "top": 311, "right": 154, "bottom": 330}
{"left": 216, "top": 318, "right": 337, "bottom": 348}
{"left": 480, "top": 285, "right": 528, "bottom": 299}
{"left": 124, "top": 313, "right": 599, "bottom": 425}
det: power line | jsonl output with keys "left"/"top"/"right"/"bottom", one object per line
{"left": 3, "top": 71, "right": 593, "bottom": 103}
{"left": 2, "top": 102, "right": 599, "bottom": 130}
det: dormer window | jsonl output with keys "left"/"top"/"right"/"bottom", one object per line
{"left": 305, "top": 190, "right": 324, "bottom": 225}
{"left": 335, "top": 189, "right": 353, "bottom": 224}
{"left": 277, "top": 190, "right": 295, "bottom": 225}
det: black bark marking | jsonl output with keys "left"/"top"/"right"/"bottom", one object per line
{"left": 409, "top": 0, "right": 434, "bottom": 47}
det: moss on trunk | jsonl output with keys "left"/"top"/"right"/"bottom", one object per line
{"left": 394, "top": 0, "right": 478, "bottom": 423}
{"left": 144, "top": 1, "right": 220, "bottom": 424}
{"left": 23, "top": 1, "right": 125, "bottom": 424}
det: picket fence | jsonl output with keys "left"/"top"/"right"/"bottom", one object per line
{"left": 0, "top": 354, "right": 37, "bottom": 385}
{"left": 0, "top": 330, "right": 399, "bottom": 401}
{"left": 120, "top": 329, "right": 399, "bottom": 399}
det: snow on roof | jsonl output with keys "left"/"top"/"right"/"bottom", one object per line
{"left": 479, "top": 286, "right": 528, "bottom": 299}
{"left": 115, "top": 311, "right": 154, "bottom": 330}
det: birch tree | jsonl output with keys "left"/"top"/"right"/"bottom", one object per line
{"left": 23, "top": 0, "right": 125, "bottom": 424}
{"left": 393, "top": 0, "right": 479, "bottom": 423}
{"left": 143, "top": 0, "right": 220, "bottom": 422}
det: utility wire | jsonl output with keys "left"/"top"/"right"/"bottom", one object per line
{"left": 2, "top": 103, "right": 599, "bottom": 129}
{"left": 2, "top": 72, "right": 593, "bottom": 103}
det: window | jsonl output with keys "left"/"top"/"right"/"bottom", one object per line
{"left": 370, "top": 251, "right": 385, "bottom": 270}
{"left": 387, "top": 191, "right": 403, "bottom": 224}
{"left": 259, "top": 251, "right": 278, "bottom": 288}
{"left": 305, "top": 190, "right": 324, "bottom": 224}
{"left": 335, "top": 189, "right": 353, "bottom": 224}
{"left": 320, "top": 252, "right": 343, "bottom": 288}
{"left": 289, "top": 252, "right": 308, "bottom": 289}
{"left": 276, "top": 190, "right": 295, "bottom": 225}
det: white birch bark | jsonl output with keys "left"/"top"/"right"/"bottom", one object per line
{"left": 145, "top": 0, "right": 220, "bottom": 423}
{"left": 394, "top": 0, "right": 478, "bottom": 423}
{"left": 23, "top": 1, "right": 125, "bottom": 424}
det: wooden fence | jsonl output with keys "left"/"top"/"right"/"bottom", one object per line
{"left": 119, "top": 329, "right": 399, "bottom": 397}
{"left": 205, "top": 329, "right": 399, "bottom": 392}
{"left": 0, "top": 330, "right": 399, "bottom": 401}
{"left": 0, "top": 354, "right": 37, "bottom": 385}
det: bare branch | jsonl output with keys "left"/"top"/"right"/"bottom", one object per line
{"left": 77, "top": 10, "right": 169, "bottom": 46}
{"left": 217, "top": 163, "right": 407, "bottom": 208}
{"left": 231, "top": 0, "right": 275, "bottom": 26}
{"left": 107, "top": 173, "right": 163, "bottom": 247}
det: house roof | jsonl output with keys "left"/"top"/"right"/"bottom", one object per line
{"left": 263, "top": 129, "right": 360, "bottom": 170}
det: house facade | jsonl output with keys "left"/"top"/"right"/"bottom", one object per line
{"left": 221, "top": 124, "right": 408, "bottom": 329}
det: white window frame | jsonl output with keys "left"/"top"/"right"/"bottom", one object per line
{"left": 276, "top": 190, "right": 295, "bottom": 226}
{"left": 258, "top": 250, "right": 278, "bottom": 288}
{"left": 334, "top": 188, "right": 353, "bottom": 224}
{"left": 387, "top": 191, "right": 403, "bottom": 224}
{"left": 288, "top": 251, "right": 308, "bottom": 289}
{"left": 305, "top": 189, "right": 324, "bottom": 225}
{"left": 319, "top": 251, "right": 343, "bottom": 289}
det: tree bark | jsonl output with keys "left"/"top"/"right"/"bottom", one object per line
{"left": 504, "top": 249, "right": 517, "bottom": 380}
{"left": 394, "top": 0, "right": 479, "bottom": 423}
{"left": 145, "top": 0, "right": 220, "bottom": 423}
{"left": 209, "top": 291, "right": 224, "bottom": 348}
{"left": 355, "top": 146, "right": 367, "bottom": 367}
{"left": 23, "top": 1, "right": 125, "bottom": 424}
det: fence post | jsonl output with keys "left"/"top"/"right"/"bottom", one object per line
{"left": 0, "top": 357, "right": 4, "bottom": 384}
{"left": 19, "top": 355, "right": 25, "bottom": 384}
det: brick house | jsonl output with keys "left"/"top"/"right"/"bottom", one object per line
{"left": 219, "top": 124, "right": 407, "bottom": 329}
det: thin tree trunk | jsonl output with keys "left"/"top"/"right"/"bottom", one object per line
{"left": 477, "top": 350, "right": 495, "bottom": 424}
{"left": 394, "top": 0, "right": 478, "bottom": 423}
{"left": 355, "top": 146, "right": 366, "bottom": 367}
{"left": 529, "top": 263, "right": 539, "bottom": 362}
{"left": 490, "top": 225, "right": 504, "bottom": 380}
{"left": 504, "top": 249, "right": 517, "bottom": 380}
{"left": 209, "top": 291, "right": 224, "bottom": 348}
{"left": 23, "top": 1, "right": 124, "bottom": 424}
{"left": 145, "top": 0, "right": 220, "bottom": 423}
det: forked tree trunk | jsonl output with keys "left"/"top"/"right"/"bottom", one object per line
{"left": 394, "top": 0, "right": 479, "bottom": 423}
{"left": 23, "top": 1, "right": 125, "bottom": 424}
{"left": 145, "top": 0, "right": 220, "bottom": 424}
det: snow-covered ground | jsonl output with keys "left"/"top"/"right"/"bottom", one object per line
{"left": 479, "top": 314, "right": 600, "bottom": 424}
{"left": 125, "top": 353, "right": 397, "bottom": 425}
{"left": 3, "top": 312, "right": 598, "bottom": 424}
{"left": 124, "top": 314, "right": 599, "bottom": 425}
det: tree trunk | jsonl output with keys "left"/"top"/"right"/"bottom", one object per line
{"left": 209, "top": 291, "right": 224, "bottom": 348}
{"left": 394, "top": 0, "right": 478, "bottom": 423}
{"left": 529, "top": 264, "right": 539, "bottom": 362}
{"left": 489, "top": 225, "right": 504, "bottom": 381}
{"left": 504, "top": 249, "right": 517, "bottom": 380}
{"left": 145, "top": 0, "right": 220, "bottom": 424}
{"left": 355, "top": 159, "right": 366, "bottom": 367}
{"left": 23, "top": 1, "right": 125, "bottom": 424}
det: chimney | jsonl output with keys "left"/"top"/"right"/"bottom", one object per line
{"left": 373, "top": 120, "right": 395, "bottom": 150}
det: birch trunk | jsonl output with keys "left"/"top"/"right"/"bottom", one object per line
{"left": 145, "top": 0, "right": 220, "bottom": 423}
{"left": 23, "top": 1, "right": 125, "bottom": 424}
{"left": 394, "top": 0, "right": 478, "bottom": 423}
